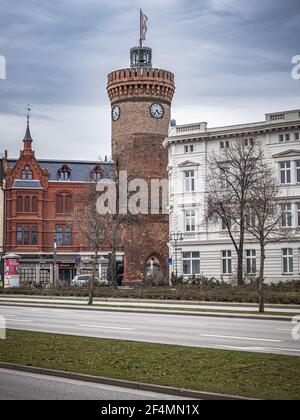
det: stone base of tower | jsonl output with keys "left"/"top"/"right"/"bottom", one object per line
{"left": 122, "top": 215, "right": 169, "bottom": 285}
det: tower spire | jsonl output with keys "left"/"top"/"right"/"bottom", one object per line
{"left": 23, "top": 104, "right": 33, "bottom": 142}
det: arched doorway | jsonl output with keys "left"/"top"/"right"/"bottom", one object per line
{"left": 145, "top": 255, "right": 165, "bottom": 285}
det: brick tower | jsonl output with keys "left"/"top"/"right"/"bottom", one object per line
{"left": 107, "top": 15, "right": 175, "bottom": 284}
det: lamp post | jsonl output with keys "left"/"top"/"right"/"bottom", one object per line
{"left": 169, "top": 231, "right": 184, "bottom": 278}
{"left": 53, "top": 238, "right": 58, "bottom": 289}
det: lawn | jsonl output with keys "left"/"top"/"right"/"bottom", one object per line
{"left": 0, "top": 330, "right": 299, "bottom": 400}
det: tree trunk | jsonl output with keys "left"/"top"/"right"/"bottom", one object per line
{"left": 237, "top": 248, "right": 244, "bottom": 286}
{"left": 258, "top": 243, "right": 265, "bottom": 313}
{"left": 88, "top": 250, "right": 98, "bottom": 306}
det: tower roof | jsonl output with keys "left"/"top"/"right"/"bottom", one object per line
{"left": 23, "top": 104, "right": 33, "bottom": 143}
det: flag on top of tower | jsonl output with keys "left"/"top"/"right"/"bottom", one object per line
{"left": 140, "top": 9, "right": 148, "bottom": 42}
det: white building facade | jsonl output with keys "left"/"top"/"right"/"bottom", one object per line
{"left": 164, "top": 110, "right": 300, "bottom": 283}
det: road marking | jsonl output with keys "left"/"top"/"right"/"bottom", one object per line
{"left": 199, "top": 334, "right": 282, "bottom": 343}
{"left": 78, "top": 325, "right": 135, "bottom": 331}
{"left": 275, "top": 329, "right": 290, "bottom": 332}
{"left": 6, "top": 319, "right": 33, "bottom": 323}
{"left": 215, "top": 345, "right": 300, "bottom": 354}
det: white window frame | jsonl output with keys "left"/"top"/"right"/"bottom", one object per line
{"left": 296, "top": 161, "right": 300, "bottom": 184}
{"left": 182, "top": 252, "right": 200, "bottom": 276}
{"left": 185, "top": 210, "right": 196, "bottom": 232}
{"left": 282, "top": 248, "right": 294, "bottom": 275}
{"left": 246, "top": 250, "right": 257, "bottom": 275}
{"left": 280, "top": 161, "right": 291, "bottom": 185}
{"left": 221, "top": 250, "right": 232, "bottom": 275}
{"left": 184, "top": 170, "right": 196, "bottom": 193}
{"left": 281, "top": 203, "right": 293, "bottom": 228}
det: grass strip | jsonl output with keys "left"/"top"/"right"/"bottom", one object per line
{"left": 0, "top": 329, "right": 299, "bottom": 400}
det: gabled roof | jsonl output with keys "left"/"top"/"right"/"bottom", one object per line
{"left": 178, "top": 160, "right": 200, "bottom": 168}
{"left": 272, "top": 149, "right": 300, "bottom": 158}
{"left": 12, "top": 180, "right": 43, "bottom": 190}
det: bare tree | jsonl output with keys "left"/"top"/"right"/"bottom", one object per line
{"left": 206, "top": 138, "right": 264, "bottom": 285}
{"left": 243, "top": 166, "right": 293, "bottom": 313}
{"left": 72, "top": 184, "right": 107, "bottom": 305}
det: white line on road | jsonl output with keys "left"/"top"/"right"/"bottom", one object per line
{"left": 6, "top": 319, "right": 33, "bottom": 323}
{"left": 199, "top": 334, "right": 282, "bottom": 343}
{"left": 78, "top": 325, "right": 135, "bottom": 331}
{"left": 215, "top": 345, "right": 300, "bottom": 354}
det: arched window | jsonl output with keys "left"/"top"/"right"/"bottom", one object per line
{"left": 17, "top": 196, "right": 23, "bottom": 212}
{"left": 21, "top": 165, "right": 33, "bottom": 180}
{"left": 65, "top": 195, "right": 73, "bottom": 214}
{"left": 24, "top": 226, "right": 30, "bottom": 245}
{"left": 32, "top": 197, "right": 38, "bottom": 213}
{"left": 56, "top": 195, "right": 64, "bottom": 214}
{"left": 24, "top": 196, "right": 31, "bottom": 212}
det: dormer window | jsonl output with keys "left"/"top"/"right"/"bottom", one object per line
{"left": 21, "top": 165, "right": 33, "bottom": 180}
{"left": 91, "top": 164, "right": 103, "bottom": 182}
{"left": 58, "top": 164, "right": 71, "bottom": 181}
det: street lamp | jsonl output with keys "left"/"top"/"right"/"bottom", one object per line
{"left": 53, "top": 237, "right": 58, "bottom": 289}
{"left": 169, "top": 231, "right": 184, "bottom": 277}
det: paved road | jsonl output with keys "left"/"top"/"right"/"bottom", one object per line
{"left": 0, "top": 305, "right": 299, "bottom": 356}
{"left": 0, "top": 296, "right": 299, "bottom": 314}
{"left": 0, "top": 368, "right": 186, "bottom": 400}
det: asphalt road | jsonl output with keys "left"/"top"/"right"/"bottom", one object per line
{"left": 0, "top": 368, "right": 186, "bottom": 400}
{"left": 0, "top": 305, "right": 299, "bottom": 356}
{"left": 0, "top": 296, "right": 298, "bottom": 314}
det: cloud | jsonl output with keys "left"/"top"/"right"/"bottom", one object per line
{"left": 0, "top": 0, "right": 299, "bottom": 159}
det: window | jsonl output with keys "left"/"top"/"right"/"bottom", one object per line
{"left": 55, "top": 226, "right": 63, "bottom": 247}
{"left": 296, "top": 161, "right": 300, "bottom": 184}
{"left": 280, "top": 162, "right": 291, "bottom": 184}
{"left": 91, "top": 164, "right": 103, "bottom": 182}
{"left": 55, "top": 226, "right": 73, "bottom": 247}
{"left": 24, "top": 196, "right": 30, "bottom": 212}
{"left": 56, "top": 194, "right": 73, "bottom": 214}
{"left": 16, "top": 226, "right": 37, "bottom": 246}
{"left": 281, "top": 203, "right": 292, "bottom": 227}
{"left": 21, "top": 165, "right": 33, "bottom": 180}
{"left": 182, "top": 252, "right": 200, "bottom": 275}
{"left": 222, "top": 251, "right": 232, "bottom": 275}
{"left": 244, "top": 138, "right": 254, "bottom": 147}
{"left": 297, "top": 203, "right": 300, "bottom": 227}
{"left": 246, "top": 250, "right": 256, "bottom": 274}
{"left": 294, "top": 133, "right": 300, "bottom": 141}
{"left": 245, "top": 208, "right": 256, "bottom": 228}
{"left": 220, "top": 141, "right": 230, "bottom": 150}
{"left": 282, "top": 249, "right": 293, "bottom": 274}
{"left": 185, "top": 210, "right": 196, "bottom": 232}
{"left": 58, "top": 164, "right": 71, "bottom": 181}
{"left": 184, "top": 145, "right": 195, "bottom": 154}
{"left": 279, "top": 133, "right": 290, "bottom": 143}
{"left": 17, "top": 196, "right": 23, "bottom": 212}
{"left": 32, "top": 197, "right": 38, "bottom": 213}
{"left": 184, "top": 170, "right": 195, "bottom": 192}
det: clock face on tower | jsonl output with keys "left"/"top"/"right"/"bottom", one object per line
{"left": 112, "top": 105, "right": 120, "bottom": 121}
{"left": 150, "top": 103, "right": 164, "bottom": 119}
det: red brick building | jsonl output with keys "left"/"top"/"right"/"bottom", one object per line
{"left": 4, "top": 120, "right": 118, "bottom": 287}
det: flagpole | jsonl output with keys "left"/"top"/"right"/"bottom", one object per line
{"left": 140, "top": 9, "right": 142, "bottom": 48}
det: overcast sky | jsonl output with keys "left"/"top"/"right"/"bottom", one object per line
{"left": 0, "top": 0, "right": 299, "bottom": 160}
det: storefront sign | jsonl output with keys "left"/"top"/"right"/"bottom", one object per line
{"left": 4, "top": 257, "right": 20, "bottom": 288}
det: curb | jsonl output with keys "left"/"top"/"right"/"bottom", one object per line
{"left": 0, "top": 362, "right": 254, "bottom": 400}
{"left": 1, "top": 294, "right": 299, "bottom": 310}
{"left": 0, "top": 301, "right": 293, "bottom": 322}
